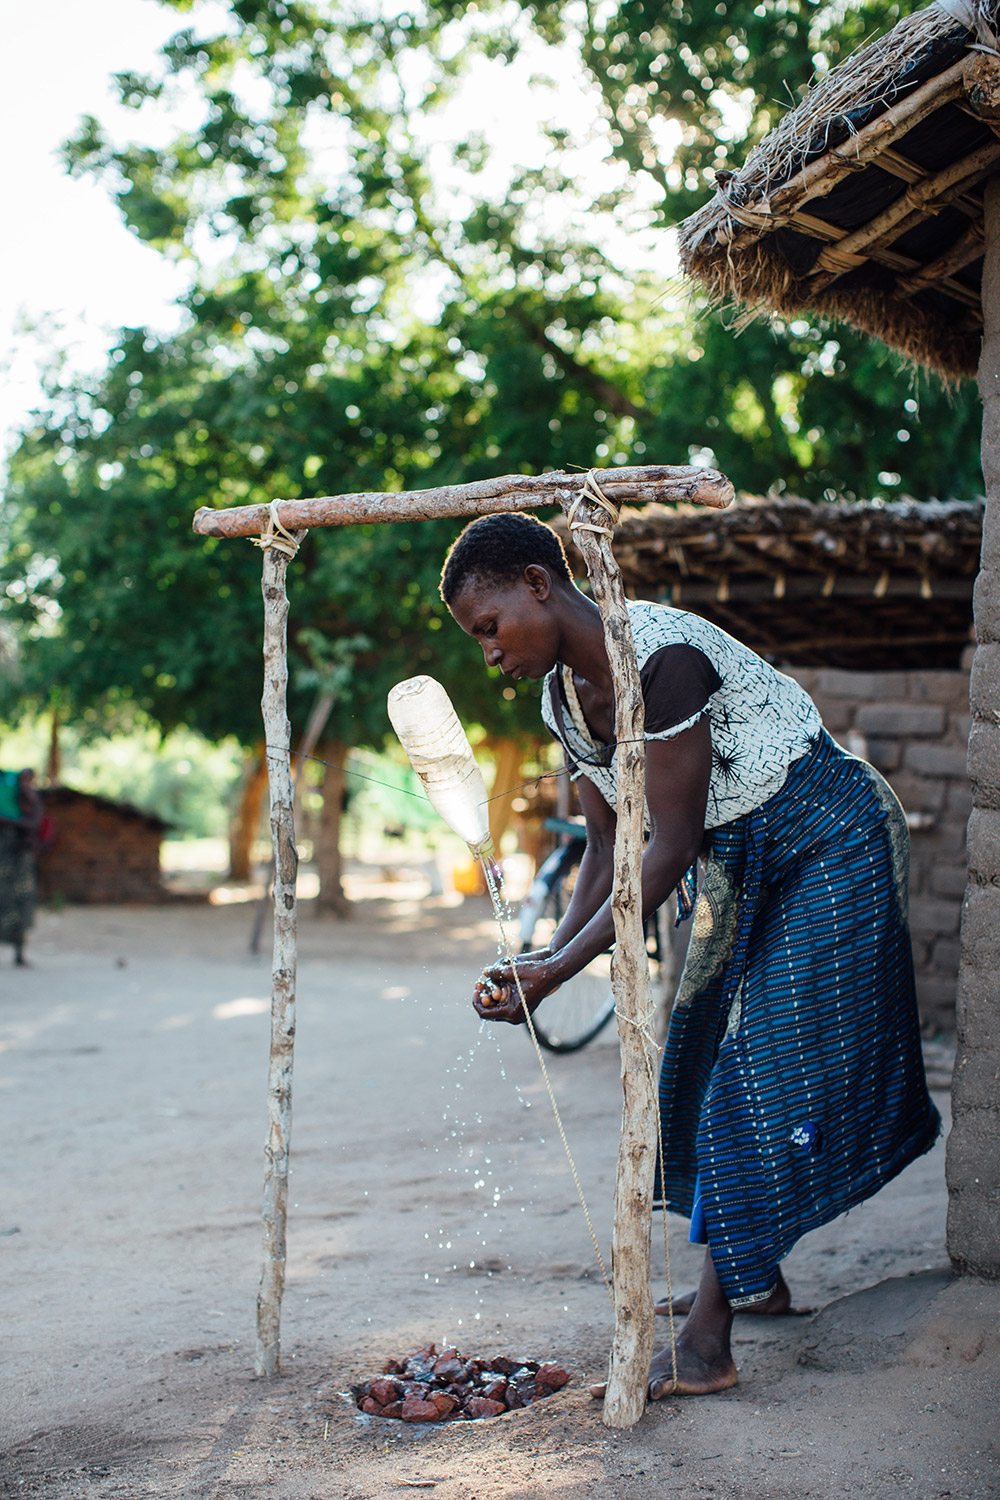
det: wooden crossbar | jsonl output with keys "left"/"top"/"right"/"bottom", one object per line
{"left": 191, "top": 465, "right": 734, "bottom": 539}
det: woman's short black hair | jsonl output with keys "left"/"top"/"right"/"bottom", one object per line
{"left": 439, "top": 512, "right": 572, "bottom": 605}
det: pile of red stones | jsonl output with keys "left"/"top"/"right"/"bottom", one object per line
{"left": 355, "top": 1343, "right": 570, "bottom": 1423}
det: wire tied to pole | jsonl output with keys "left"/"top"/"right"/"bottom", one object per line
{"left": 567, "top": 470, "right": 622, "bottom": 537}
{"left": 252, "top": 499, "right": 303, "bottom": 559}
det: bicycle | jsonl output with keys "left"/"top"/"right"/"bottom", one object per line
{"left": 517, "top": 817, "right": 671, "bottom": 1054}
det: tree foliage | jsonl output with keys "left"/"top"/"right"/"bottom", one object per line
{"left": 1, "top": 0, "right": 984, "bottom": 755}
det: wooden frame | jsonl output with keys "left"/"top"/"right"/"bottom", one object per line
{"left": 199, "top": 463, "right": 733, "bottom": 1425}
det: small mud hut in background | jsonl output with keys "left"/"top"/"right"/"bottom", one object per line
{"left": 37, "top": 788, "right": 168, "bottom": 904}
{"left": 676, "top": 0, "right": 1000, "bottom": 1281}
{"left": 559, "top": 495, "right": 983, "bottom": 1036}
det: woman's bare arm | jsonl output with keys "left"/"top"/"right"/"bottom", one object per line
{"left": 546, "top": 717, "right": 711, "bottom": 983}
{"left": 475, "top": 717, "right": 712, "bottom": 1022}
{"left": 545, "top": 774, "right": 617, "bottom": 951}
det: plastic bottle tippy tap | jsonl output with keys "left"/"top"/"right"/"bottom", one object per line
{"left": 387, "top": 676, "right": 491, "bottom": 855}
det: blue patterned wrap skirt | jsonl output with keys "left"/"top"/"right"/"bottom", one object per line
{"left": 656, "top": 729, "right": 941, "bottom": 1308}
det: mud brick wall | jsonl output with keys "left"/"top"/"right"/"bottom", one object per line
{"left": 38, "top": 789, "right": 165, "bottom": 904}
{"left": 785, "top": 660, "right": 972, "bottom": 1036}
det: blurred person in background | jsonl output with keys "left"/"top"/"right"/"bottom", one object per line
{"left": 0, "top": 769, "right": 43, "bottom": 967}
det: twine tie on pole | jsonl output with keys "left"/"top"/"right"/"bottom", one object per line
{"left": 252, "top": 499, "right": 303, "bottom": 558}
{"left": 567, "top": 470, "right": 623, "bottom": 537}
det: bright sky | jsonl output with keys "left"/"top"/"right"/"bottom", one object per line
{"left": 0, "top": 0, "right": 199, "bottom": 453}
{"left": 0, "top": 0, "right": 675, "bottom": 460}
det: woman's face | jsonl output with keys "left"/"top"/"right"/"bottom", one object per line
{"left": 449, "top": 567, "right": 560, "bottom": 681}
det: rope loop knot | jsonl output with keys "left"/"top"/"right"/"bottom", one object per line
{"left": 567, "top": 470, "right": 622, "bottom": 538}
{"left": 252, "top": 499, "right": 302, "bottom": 559}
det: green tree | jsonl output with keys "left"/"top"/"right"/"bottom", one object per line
{"left": 1, "top": 0, "right": 984, "bottom": 849}
{"left": 492, "top": 0, "right": 984, "bottom": 498}
{"left": 2, "top": 0, "right": 633, "bottom": 892}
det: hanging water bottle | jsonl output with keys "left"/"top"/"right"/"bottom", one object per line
{"left": 387, "top": 676, "right": 492, "bottom": 856}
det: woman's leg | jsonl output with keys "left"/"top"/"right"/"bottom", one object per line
{"left": 656, "top": 1265, "right": 792, "bottom": 1317}
{"left": 648, "top": 1247, "right": 738, "bottom": 1398}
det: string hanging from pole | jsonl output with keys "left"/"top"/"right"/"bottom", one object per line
{"left": 561, "top": 466, "right": 680, "bottom": 1404}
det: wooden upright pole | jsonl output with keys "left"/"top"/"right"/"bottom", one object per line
{"left": 560, "top": 491, "right": 657, "bottom": 1429}
{"left": 256, "top": 540, "right": 301, "bottom": 1377}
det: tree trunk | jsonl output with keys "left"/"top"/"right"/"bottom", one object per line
{"left": 230, "top": 745, "right": 268, "bottom": 882}
{"left": 947, "top": 174, "right": 1000, "bottom": 1278}
{"left": 47, "top": 709, "right": 61, "bottom": 784}
{"left": 486, "top": 736, "right": 525, "bottom": 851}
{"left": 313, "top": 739, "right": 350, "bottom": 917}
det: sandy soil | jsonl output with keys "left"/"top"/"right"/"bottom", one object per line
{"left": 1, "top": 886, "right": 997, "bottom": 1500}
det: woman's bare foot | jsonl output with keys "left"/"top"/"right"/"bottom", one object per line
{"left": 648, "top": 1246, "right": 737, "bottom": 1399}
{"left": 655, "top": 1288, "right": 698, "bottom": 1316}
{"left": 591, "top": 1251, "right": 740, "bottom": 1405}
{"left": 648, "top": 1329, "right": 738, "bottom": 1399}
{"left": 655, "top": 1266, "right": 796, "bottom": 1318}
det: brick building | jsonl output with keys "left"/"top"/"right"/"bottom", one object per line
{"left": 37, "top": 787, "right": 168, "bottom": 904}
{"left": 788, "top": 661, "right": 973, "bottom": 1036}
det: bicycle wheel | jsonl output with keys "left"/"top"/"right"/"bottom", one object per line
{"left": 519, "top": 844, "right": 617, "bottom": 1054}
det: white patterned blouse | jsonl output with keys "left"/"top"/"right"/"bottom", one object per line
{"left": 540, "top": 600, "right": 822, "bottom": 830}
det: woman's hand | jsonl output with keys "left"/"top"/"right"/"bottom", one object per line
{"left": 473, "top": 950, "right": 560, "bottom": 1025}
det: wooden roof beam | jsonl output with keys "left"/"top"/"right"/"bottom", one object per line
{"left": 870, "top": 147, "right": 985, "bottom": 224}
{"left": 807, "top": 138, "right": 1000, "bottom": 292}
{"left": 710, "top": 57, "right": 971, "bottom": 252}
{"left": 896, "top": 218, "right": 987, "bottom": 295}
{"left": 964, "top": 47, "right": 1000, "bottom": 127}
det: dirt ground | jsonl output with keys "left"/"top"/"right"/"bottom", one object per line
{"left": 1, "top": 880, "right": 998, "bottom": 1500}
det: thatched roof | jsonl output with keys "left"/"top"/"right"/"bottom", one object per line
{"left": 43, "top": 785, "right": 170, "bottom": 831}
{"left": 679, "top": 0, "right": 1000, "bottom": 378}
{"left": 557, "top": 496, "right": 983, "bottom": 669}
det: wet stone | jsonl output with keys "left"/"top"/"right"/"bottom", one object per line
{"left": 367, "top": 1378, "right": 400, "bottom": 1407}
{"left": 355, "top": 1344, "right": 571, "bottom": 1423}
{"left": 400, "top": 1394, "right": 440, "bottom": 1423}
{"left": 431, "top": 1348, "right": 464, "bottom": 1381}
{"left": 536, "top": 1363, "right": 570, "bottom": 1390}
{"left": 465, "top": 1396, "right": 507, "bottom": 1419}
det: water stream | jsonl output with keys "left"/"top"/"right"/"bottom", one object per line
{"left": 480, "top": 850, "right": 515, "bottom": 948}
{"left": 477, "top": 849, "right": 613, "bottom": 1300}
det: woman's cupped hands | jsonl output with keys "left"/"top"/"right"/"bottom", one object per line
{"left": 473, "top": 949, "right": 560, "bottom": 1025}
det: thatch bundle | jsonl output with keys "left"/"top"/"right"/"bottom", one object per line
{"left": 679, "top": 0, "right": 1000, "bottom": 378}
